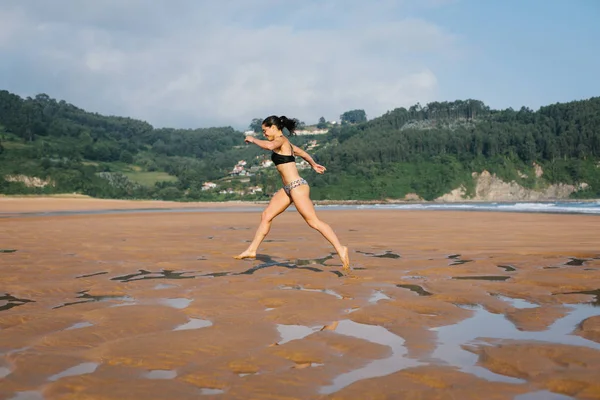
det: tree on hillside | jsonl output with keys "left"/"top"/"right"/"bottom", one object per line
{"left": 317, "top": 117, "right": 328, "bottom": 129}
{"left": 340, "top": 109, "right": 367, "bottom": 124}
{"left": 249, "top": 118, "right": 263, "bottom": 133}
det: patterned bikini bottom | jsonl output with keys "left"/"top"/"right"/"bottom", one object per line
{"left": 283, "top": 178, "right": 308, "bottom": 196}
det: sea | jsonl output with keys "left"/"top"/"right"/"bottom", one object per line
{"left": 2, "top": 200, "right": 600, "bottom": 218}
{"left": 319, "top": 201, "right": 600, "bottom": 215}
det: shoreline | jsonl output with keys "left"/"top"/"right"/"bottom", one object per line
{"left": 1, "top": 195, "right": 599, "bottom": 215}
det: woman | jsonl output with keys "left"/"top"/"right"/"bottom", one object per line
{"left": 234, "top": 115, "right": 350, "bottom": 270}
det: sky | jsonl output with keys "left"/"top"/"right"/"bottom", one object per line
{"left": 1, "top": 0, "right": 598, "bottom": 130}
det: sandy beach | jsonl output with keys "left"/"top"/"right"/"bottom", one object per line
{"left": 1, "top": 198, "right": 599, "bottom": 399}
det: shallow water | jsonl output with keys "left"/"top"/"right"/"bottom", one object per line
{"left": 0, "top": 366, "right": 11, "bottom": 378}
{"left": 357, "top": 250, "right": 401, "bottom": 259}
{"left": 280, "top": 285, "right": 344, "bottom": 299}
{"left": 0, "top": 294, "right": 35, "bottom": 312}
{"left": 53, "top": 291, "right": 134, "bottom": 309}
{"left": 111, "top": 269, "right": 195, "bottom": 282}
{"left": 161, "top": 298, "right": 193, "bottom": 309}
{"left": 497, "top": 264, "right": 517, "bottom": 272}
{"left": 396, "top": 284, "right": 432, "bottom": 296}
{"left": 452, "top": 275, "right": 510, "bottom": 281}
{"left": 199, "top": 388, "right": 225, "bottom": 395}
{"left": 368, "top": 291, "right": 391, "bottom": 303}
{"left": 493, "top": 294, "right": 538, "bottom": 309}
{"left": 430, "top": 303, "right": 600, "bottom": 383}
{"left": 173, "top": 318, "right": 212, "bottom": 331}
{"left": 514, "top": 390, "right": 575, "bottom": 400}
{"left": 561, "top": 289, "right": 600, "bottom": 306}
{"left": 48, "top": 362, "right": 99, "bottom": 381}
{"left": 9, "top": 391, "right": 45, "bottom": 400}
{"left": 275, "top": 324, "right": 322, "bottom": 345}
{"left": 320, "top": 320, "right": 421, "bottom": 394}
{"left": 144, "top": 370, "right": 177, "bottom": 379}
{"left": 65, "top": 321, "right": 94, "bottom": 330}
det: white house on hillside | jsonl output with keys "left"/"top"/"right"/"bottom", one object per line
{"left": 202, "top": 182, "right": 217, "bottom": 191}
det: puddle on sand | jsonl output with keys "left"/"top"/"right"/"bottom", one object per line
{"left": 201, "top": 272, "right": 231, "bottom": 278}
{"left": 449, "top": 259, "right": 473, "bottom": 266}
{"left": 0, "top": 366, "right": 11, "bottom": 378}
{"left": 9, "top": 391, "right": 44, "bottom": 400}
{"left": 320, "top": 320, "right": 421, "bottom": 394}
{"left": 493, "top": 294, "right": 538, "bottom": 309}
{"left": 200, "top": 388, "right": 225, "bottom": 395}
{"left": 565, "top": 258, "right": 587, "bottom": 266}
{"left": 560, "top": 289, "right": 600, "bottom": 306}
{"left": 280, "top": 285, "right": 344, "bottom": 299}
{"left": 276, "top": 324, "right": 322, "bottom": 345}
{"left": 514, "top": 390, "right": 575, "bottom": 400}
{"left": 76, "top": 271, "right": 108, "bottom": 279}
{"left": 497, "top": 265, "right": 517, "bottom": 272}
{"left": 492, "top": 294, "right": 539, "bottom": 309}
{"left": 295, "top": 254, "right": 335, "bottom": 266}
{"left": 0, "top": 294, "right": 35, "bottom": 311}
{"left": 430, "top": 304, "right": 600, "bottom": 383}
{"left": 235, "top": 261, "right": 323, "bottom": 276}
{"left": 515, "top": 390, "right": 575, "bottom": 400}
{"left": 53, "top": 291, "right": 134, "bottom": 309}
{"left": 111, "top": 269, "right": 196, "bottom": 283}
{"left": 396, "top": 284, "right": 432, "bottom": 296}
{"left": 65, "top": 321, "right": 94, "bottom": 330}
{"left": 452, "top": 276, "right": 510, "bottom": 281}
{"left": 173, "top": 318, "right": 212, "bottom": 331}
{"left": 154, "top": 283, "right": 178, "bottom": 290}
{"left": 144, "top": 370, "right": 177, "bottom": 379}
{"left": 368, "top": 291, "right": 391, "bottom": 303}
{"left": 239, "top": 372, "right": 259, "bottom": 377}
{"left": 48, "top": 362, "right": 99, "bottom": 381}
{"left": 357, "top": 250, "right": 401, "bottom": 259}
{"left": 161, "top": 298, "right": 193, "bottom": 309}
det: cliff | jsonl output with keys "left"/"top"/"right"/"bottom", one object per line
{"left": 435, "top": 170, "right": 586, "bottom": 202}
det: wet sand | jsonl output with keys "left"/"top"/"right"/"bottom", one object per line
{"left": 1, "top": 198, "right": 600, "bottom": 399}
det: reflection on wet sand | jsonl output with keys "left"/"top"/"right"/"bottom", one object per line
{"left": 52, "top": 290, "right": 134, "bottom": 309}
{"left": 0, "top": 294, "right": 35, "bottom": 312}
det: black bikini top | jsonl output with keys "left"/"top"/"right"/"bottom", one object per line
{"left": 271, "top": 146, "right": 295, "bottom": 166}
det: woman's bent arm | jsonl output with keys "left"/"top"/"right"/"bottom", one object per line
{"left": 245, "top": 136, "right": 284, "bottom": 151}
{"left": 292, "top": 144, "right": 316, "bottom": 166}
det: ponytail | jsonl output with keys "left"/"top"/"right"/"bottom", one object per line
{"left": 262, "top": 115, "right": 298, "bottom": 136}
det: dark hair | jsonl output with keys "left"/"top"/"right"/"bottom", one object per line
{"left": 262, "top": 115, "right": 297, "bottom": 136}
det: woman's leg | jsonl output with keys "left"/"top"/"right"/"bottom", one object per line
{"left": 234, "top": 189, "right": 292, "bottom": 259}
{"left": 290, "top": 185, "right": 350, "bottom": 269}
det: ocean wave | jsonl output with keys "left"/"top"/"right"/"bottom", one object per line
{"left": 316, "top": 202, "right": 600, "bottom": 215}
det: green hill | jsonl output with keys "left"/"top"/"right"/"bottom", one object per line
{"left": 1, "top": 90, "right": 599, "bottom": 201}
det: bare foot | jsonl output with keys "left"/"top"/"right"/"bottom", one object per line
{"left": 339, "top": 246, "right": 350, "bottom": 270}
{"left": 234, "top": 250, "right": 256, "bottom": 259}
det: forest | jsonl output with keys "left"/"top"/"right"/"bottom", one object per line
{"left": 1, "top": 89, "right": 599, "bottom": 201}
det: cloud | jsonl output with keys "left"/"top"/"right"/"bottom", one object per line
{"left": 0, "top": 0, "right": 459, "bottom": 129}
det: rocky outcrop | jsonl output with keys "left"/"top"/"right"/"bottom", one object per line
{"left": 435, "top": 170, "right": 585, "bottom": 202}
{"left": 402, "top": 193, "right": 423, "bottom": 201}
{"left": 4, "top": 175, "right": 55, "bottom": 188}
